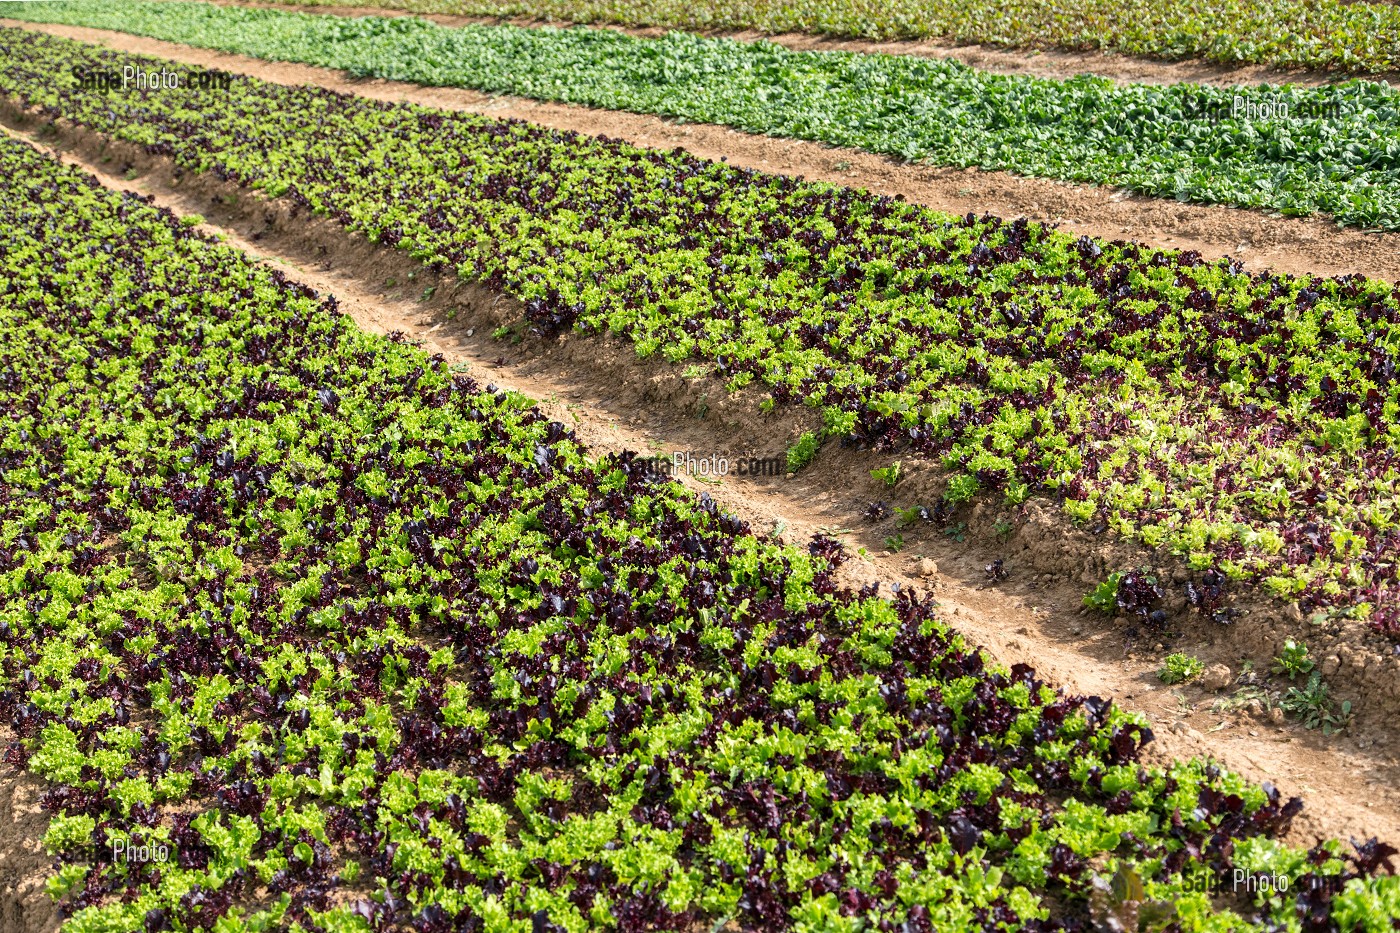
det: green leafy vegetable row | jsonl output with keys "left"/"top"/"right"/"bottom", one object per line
{"left": 85, "top": 0, "right": 1400, "bottom": 74}
{"left": 9, "top": 1, "right": 1400, "bottom": 230}
{"left": 4, "top": 28, "right": 1400, "bottom": 635}
{"left": 9, "top": 131, "right": 1397, "bottom": 932}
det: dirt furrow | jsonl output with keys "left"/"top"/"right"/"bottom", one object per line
{"left": 3, "top": 105, "right": 1397, "bottom": 855}
{"left": 0, "top": 759, "right": 54, "bottom": 933}
{"left": 5, "top": 18, "right": 1400, "bottom": 287}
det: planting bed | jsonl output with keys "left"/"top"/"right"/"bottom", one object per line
{"left": 14, "top": 16, "right": 1400, "bottom": 290}
{"left": 4, "top": 29, "right": 1400, "bottom": 637}
{"left": 187, "top": 0, "right": 1400, "bottom": 75}
{"left": 9, "top": 129, "right": 1399, "bottom": 931}
{"left": 8, "top": 2, "right": 1400, "bottom": 229}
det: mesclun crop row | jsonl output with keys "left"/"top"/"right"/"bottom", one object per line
{"left": 11, "top": 3, "right": 1400, "bottom": 231}
{"left": 6, "top": 136, "right": 1394, "bottom": 933}
{"left": 94, "top": 0, "right": 1400, "bottom": 75}
{"left": 5, "top": 31, "right": 1400, "bottom": 637}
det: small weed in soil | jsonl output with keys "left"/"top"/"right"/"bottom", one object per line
{"left": 1281, "top": 672, "right": 1352, "bottom": 735}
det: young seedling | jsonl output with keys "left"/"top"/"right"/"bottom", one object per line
{"left": 786, "top": 431, "right": 819, "bottom": 472}
{"left": 894, "top": 505, "right": 928, "bottom": 529}
{"left": 1270, "top": 640, "right": 1314, "bottom": 680}
{"left": 870, "top": 461, "right": 902, "bottom": 487}
{"left": 1084, "top": 572, "right": 1123, "bottom": 613}
{"left": 1157, "top": 653, "right": 1205, "bottom": 685}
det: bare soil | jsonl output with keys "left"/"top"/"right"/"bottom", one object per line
{"left": 6, "top": 19, "right": 1398, "bottom": 289}
{"left": 0, "top": 754, "right": 58, "bottom": 933}
{"left": 215, "top": 0, "right": 1398, "bottom": 88}
{"left": 2, "top": 98, "right": 1397, "bottom": 874}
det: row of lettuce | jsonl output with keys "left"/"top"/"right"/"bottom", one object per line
{"left": 8, "top": 1, "right": 1400, "bottom": 231}
{"left": 6, "top": 132, "right": 1396, "bottom": 931}
{"left": 130, "top": 0, "right": 1400, "bottom": 74}
{"left": 4, "top": 29, "right": 1400, "bottom": 636}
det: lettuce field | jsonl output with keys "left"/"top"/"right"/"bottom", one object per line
{"left": 97, "top": 0, "right": 1400, "bottom": 74}
{"left": 2, "top": 2, "right": 1400, "bottom": 932}
{"left": 6, "top": 30, "right": 1400, "bottom": 629}
{"left": 9, "top": 126, "right": 1393, "bottom": 932}
{"left": 10, "top": 2, "right": 1400, "bottom": 229}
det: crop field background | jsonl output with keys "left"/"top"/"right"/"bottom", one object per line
{"left": 9, "top": 2, "right": 1400, "bottom": 229}
{"left": 1, "top": 1, "right": 1400, "bottom": 931}
{"left": 132, "top": 0, "right": 1400, "bottom": 73}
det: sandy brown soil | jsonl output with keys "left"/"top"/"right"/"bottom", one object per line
{"left": 216, "top": 0, "right": 1395, "bottom": 88}
{"left": 3, "top": 100, "right": 1397, "bottom": 875}
{"left": 0, "top": 756, "right": 58, "bottom": 933}
{"left": 6, "top": 18, "right": 1399, "bottom": 289}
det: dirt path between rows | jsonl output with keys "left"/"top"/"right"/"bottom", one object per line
{"left": 3, "top": 90, "right": 1398, "bottom": 875}
{"left": 211, "top": 0, "right": 1400, "bottom": 88}
{"left": 0, "top": 761, "right": 53, "bottom": 933}
{"left": 6, "top": 19, "right": 1400, "bottom": 286}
